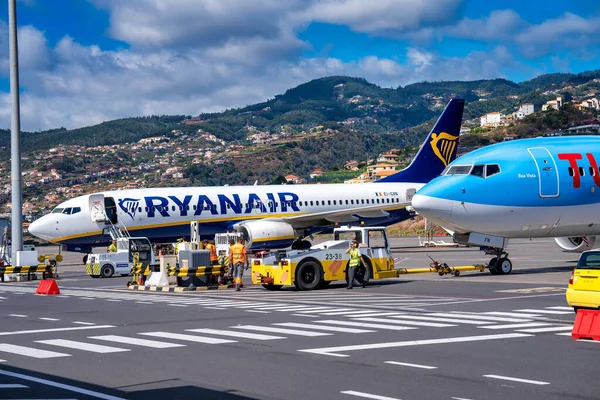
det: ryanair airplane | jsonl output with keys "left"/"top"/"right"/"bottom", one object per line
{"left": 28, "top": 99, "right": 465, "bottom": 253}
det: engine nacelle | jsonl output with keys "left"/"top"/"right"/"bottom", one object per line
{"left": 554, "top": 236, "right": 597, "bottom": 253}
{"left": 234, "top": 220, "right": 296, "bottom": 250}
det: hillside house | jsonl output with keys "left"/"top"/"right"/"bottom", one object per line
{"left": 542, "top": 96, "right": 563, "bottom": 111}
{"left": 309, "top": 168, "right": 324, "bottom": 179}
{"left": 480, "top": 112, "right": 506, "bottom": 127}
{"left": 285, "top": 174, "right": 303, "bottom": 184}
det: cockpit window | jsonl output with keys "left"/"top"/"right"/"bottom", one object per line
{"left": 51, "top": 208, "right": 64, "bottom": 214}
{"left": 445, "top": 165, "right": 472, "bottom": 175}
{"left": 72, "top": 207, "right": 81, "bottom": 214}
{"left": 486, "top": 164, "right": 501, "bottom": 177}
{"left": 62, "top": 208, "right": 72, "bottom": 214}
{"left": 470, "top": 165, "right": 485, "bottom": 177}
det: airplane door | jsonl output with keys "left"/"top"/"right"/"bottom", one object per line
{"left": 89, "top": 194, "right": 106, "bottom": 222}
{"left": 528, "top": 147, "right": 559, "bottom": 198}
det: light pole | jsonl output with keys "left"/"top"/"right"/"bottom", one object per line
{"left": 8, "top": 0, "right": 23, "bottom": 263}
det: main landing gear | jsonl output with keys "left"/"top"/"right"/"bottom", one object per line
{"left": 485, "top": 247, "right": 512, "bottom": 275}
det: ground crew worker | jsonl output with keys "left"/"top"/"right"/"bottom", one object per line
{"left": 229, "top": 237, "right": 248, "bottom": 291}
{"left": 108, "top": 240, "right": 117, "bottom": 253}
{"left": 203, "top": 239, "right": 219, "bottom": 285}
{"left": 345, "top": 240, "right": 367, "bottom": 289}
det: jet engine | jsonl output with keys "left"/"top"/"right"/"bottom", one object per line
{"left": 554, "top": 236, "right": 597, "bottom": 252}
{"left": 234, "top": 220, "right": 296, "bottom": 250}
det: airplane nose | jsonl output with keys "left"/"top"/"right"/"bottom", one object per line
{"left": 411, "top": 194, "right": 454, "bottom": 223}
{"left": 28, "top": 216, "right": 53, "bottom": 241}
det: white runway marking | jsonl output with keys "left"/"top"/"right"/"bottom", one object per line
{"left": 39, "top": 317, "right": 60, "bottom": 321}
{"left": 388, "top": 315, "right": 493, "bottom": 325}
{"left": 0, "top": 368, "right": 127, "bottom": 400}
{"left": 233, "top": 325, "right": 332, "bottom": 337}
{"left": 36, "top": 339, "right": 130, "bottom": 354}
{"left": 139, "top": 332, "right": 236, "bottom": 344}
{"left": 105, "top": 299, "right": 121, "bottom": 302}
{"left": 342, "top": 312, "right": 402, "bottom": 318}
{"left": 274, "top": 322, "right": 375, "bottom": 333}
{"left": 313, "top": 320, "right": 418, "bottom": 331}
{"left": 483, "top": 312, "right": 541, "bottom": 318}
{"left": 341, "top": 390, "right": 401, "bottom": 400}
{"left": 72, "top": 321, "right": 96, "bottom": 326}
{"left": 514, "top": 309, "right": 572, "bottom": 315}
{"left": 246, "top": 310, "right": 270, "bottom": 314}
{"left": 204, "top": 307, "right": 226, "bottom": 310}
{"left": 276, "top": 306, "right": 332, "bottom": 312}
{"left": 479, "top": 323, "right": 551, "bottom": 330}
{"left": 0, "top": 325, "right": 114, "bottom": 336}
{"left": 89, "top": 335, "right": 185, "bottom": 349}
{"left": 295, "top": 308, "right": 354, "bottom": 314}
{"left": 292, "top": 314, "right": 317, "bottom": 317}
{"left": 426, "top": 313, "right": 532, "bottom": 323}
{"left": 8, "top": 314, "right": 27, "bottom": 318}
{"left": 0, "top": 344, "right": 70, "bottom": 359}
{"left": 135, "top": 301, "right": 153, "bottom": 304}
{"left": 545, "top": 306, "right": 573, "bottom": 311}
{"left": 187, "top": 328, "right": 285, "bottom": 340}
{"left": 384, "top": 361, "right": 437, "bottom": 370}
{"left": 516, "top": 326, "right": 573, "bottom": 333}
{"left": 483, "top": 374, "right": 550, "bottom": 385}
{"left": 320, "top": 310, "right": 380, "bottom": 316}
{"left": 168, "top": 304, "right": 188, "bottom": 307}
{"left": 299, "top": 333, "right": 533, "bottom": 357}
{"left": 355, "top": 317, "right": 455, "bottom": 328}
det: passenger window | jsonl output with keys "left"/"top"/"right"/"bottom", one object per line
{"left": 579, "top": 167, "right": 585, "bottom": 176}
{"left": 333, "top": 200, "right": 337, "bottom": 205}
{"left": 172, "top": 206, "right": 176, "bottom": 211}
{"left": 568, "top": 167, "right": 574, "bottom": 177}
{"left": 328, "top": 200, "right": 331, "bottom": 206}
{"left": 138, "top": 207, "right": 142, "bottom": 213}
{"left": 310, "top": 201, "right": 314, "bottom": 206}
{"left": 361, "top": 199, "right": 365, "bottom": 204}
{"left": 486, "top": 164, "right": 501, "bottom": 177}
{"left": 590, "top": 167, "right": 596, "bottom": 177}
{"left": 345, "top": 200, "right": 348, "bottom": 205}
{"left": 470, "top": 165, "right": 485, "bottom": 177}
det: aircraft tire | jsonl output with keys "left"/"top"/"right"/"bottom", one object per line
{"left": 295, "top": 260, "right": 323, "bottom": 291}
{"left": 488, "top": 257, "right": 499, "bottom": 275}
{"left": 100, "top": 264, "right": 114, "bottom": 278}
{"left": 497, "top": 258, "right": 512, "bottom": 275}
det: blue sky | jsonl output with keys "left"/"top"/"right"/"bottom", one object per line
{"left": 0, "top": 0, "right": 599, "bottom": 131}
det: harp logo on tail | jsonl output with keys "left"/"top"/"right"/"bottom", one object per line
{"left": 118, "top": 198, "right": 140, "bottom": 220}
{"left": 430, "top": 132, "right": 458, "bottom": 166}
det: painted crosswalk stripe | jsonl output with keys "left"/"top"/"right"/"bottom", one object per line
{"left": 545, "top": 306, "right": 573, "bottom": 311}
{"left": 246, "top": 310, "right": 270, "bottom": 314}
{"left": 515, "top": 326, "right": 573, "bottom": 333}
{"left": 253, "top": 305, "right": 309, "bottom": 311}
{"left": 355, "top": 317, "right": 455, "bottom": 328}
{"left": 35, "top": 339, "right": 130, "bottom": 353}
{"left": 39, "top": 317, "right": 60, "bottom": 321}
{"left": 343, "top": 312, "right": 403, "bottom": 318}
{"left": 89, "top": 335, "right": 185, "bottom": 348}
{"left": 299, "top": 333, "right": 533, "bottom": 357}
{"left": 0, "top": 325, "right": 114, "bottom": 336}
{"left": 233, "top": 325, "right": 332, "bottom": 337}
{"left": 483, "top": 312, "right": 541, "bottom": 318}
{"left": 0, "top": 343, "right": 71, "bottom": 359}
{"left": 312, "top": 320, "right": 418, "bottom": 331}
{"left": 384, "top": 361, "right": 437, "bottom": 370}
{"left": 483, "top": 374, "right": 549, "bottom": 385}
{"left": 273, "top": 322, "right": 375, "bottom": 333}
{"left": 425, "top": 313, "right": 532, "bottom": 323}
{"left": 139, "top": 332, "right": 236, "bottom": 344}
{"left": 320, "top": 310, "right": 379, "bottom": 316}
{"left": 204, "top": 307, "right": 226, "bottom": 310}
{"left": 0, "top": 383, "right": 28, "bottom": 388}
{"left": 106, "top": 299, "right": 122, "bottom": 302}
{"left": 341, "top": 390, "right": 400, "bottom": 400}
{"left": 388, "top": 315, "right": 493, "bottom": 325}
{"left": 274, "top": 306, "right": 330, "bottom": 312}
{"left": 136, "top": 301, "right": 153, "bottom": 304}
{"left": 295, "top": 308, "right": 354, "bottom": 314}
{"left": 8, "top": 314, "right": 27, "bottom": 318}
{"left": 479, "top": 322, "right": 551, "bottom": 330}
{"left": 72, "top": 321, "right": 95, "bottom": 326}
{"left": 292, "top": 314, "right": 317, "bottom": 318}
{"left": 513, "top": 309, "right": 572, "bottom": 315}
{"left": 168, "top": 304, "right": 188, "bottom": 307}
{"left": 187, "top": 328, "right": 285, "bottom": 340}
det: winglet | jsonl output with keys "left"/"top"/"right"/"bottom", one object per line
{"left": 376, "top": 98, "right": 465, "bottom": 184}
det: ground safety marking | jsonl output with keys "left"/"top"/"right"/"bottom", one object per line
{"left": 355, "top": 317, "right": 455, "bottom": 328}
{"left": 513, "top": 309, "right": 572, "bottom": 315}
{"left": 89, "top": 335, "right": 185, "bottom": 349}
{"left": 36, "top": 339, "right": 130, "bottom": 354}
{"left": 426, "top": 313, "right": 532, "bottom": 323}
{"left": 0, "top": 368, "right": 127, "bottom": 400}
{"left": 0, "top": 343, "right": 71, "bottom": 359}
{"left": 496, "top": 287, "right": 565, "bottom": 293}
{"left": 313, "top": 320, "right": 418, "bottom": 331}
{"left": 8, "top": 314, "right": 27, "bottom": 318}
{"left": 484, "top": 312, "right": 541, "bottom": 318}
{"left": 546, "top": 306, "right": 573, "bottom": 311}
{"left": 246, "top": 310, "right": 270, "bottom": 314}
{"left": 384, "top": 361, "right": 437, "bottom": 370}
{"left": 0, "top": 325, "right": 114, "bottom": 336}
{"left": 233, "top": 325, "right": 332, "bottom": 337}
{"left": 187, "top": 328, "right": 285, "bottom": 341}
{"left": 274, "top": 322, "right": 375, "bottom": 334}
{"left": 387, "top": 315, "right": 493, "bottom": 325}
{"left": 72, "top": 321, "right": 95, "bottom": 326}
{"left": 299, "top": 333, "right": 533, "bottom": 357}
{"left": 341, "top": 390, "right": 401, "bottom": 400}
{"left": 139, "top": 331, "right": 236, "bottom": 344}
{"left": 483, "top": 374, "right": 549, "bottom": 385}
{"left": 515, "top": 326, "right": 572, "bottom": 333}
{"left": 479, "top": 322, "right": 550, "bottom": 330}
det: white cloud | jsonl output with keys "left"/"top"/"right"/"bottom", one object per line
{"left": 447, "top": 9, "right": 525, "bottom": 40}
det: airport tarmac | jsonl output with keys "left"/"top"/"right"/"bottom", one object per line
{"left": 0, "top": 237, "right": 593, "bottom": 400}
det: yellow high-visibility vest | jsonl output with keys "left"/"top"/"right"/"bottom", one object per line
{"left": 349, "top": 248, "right": 361, "bottom": 267}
